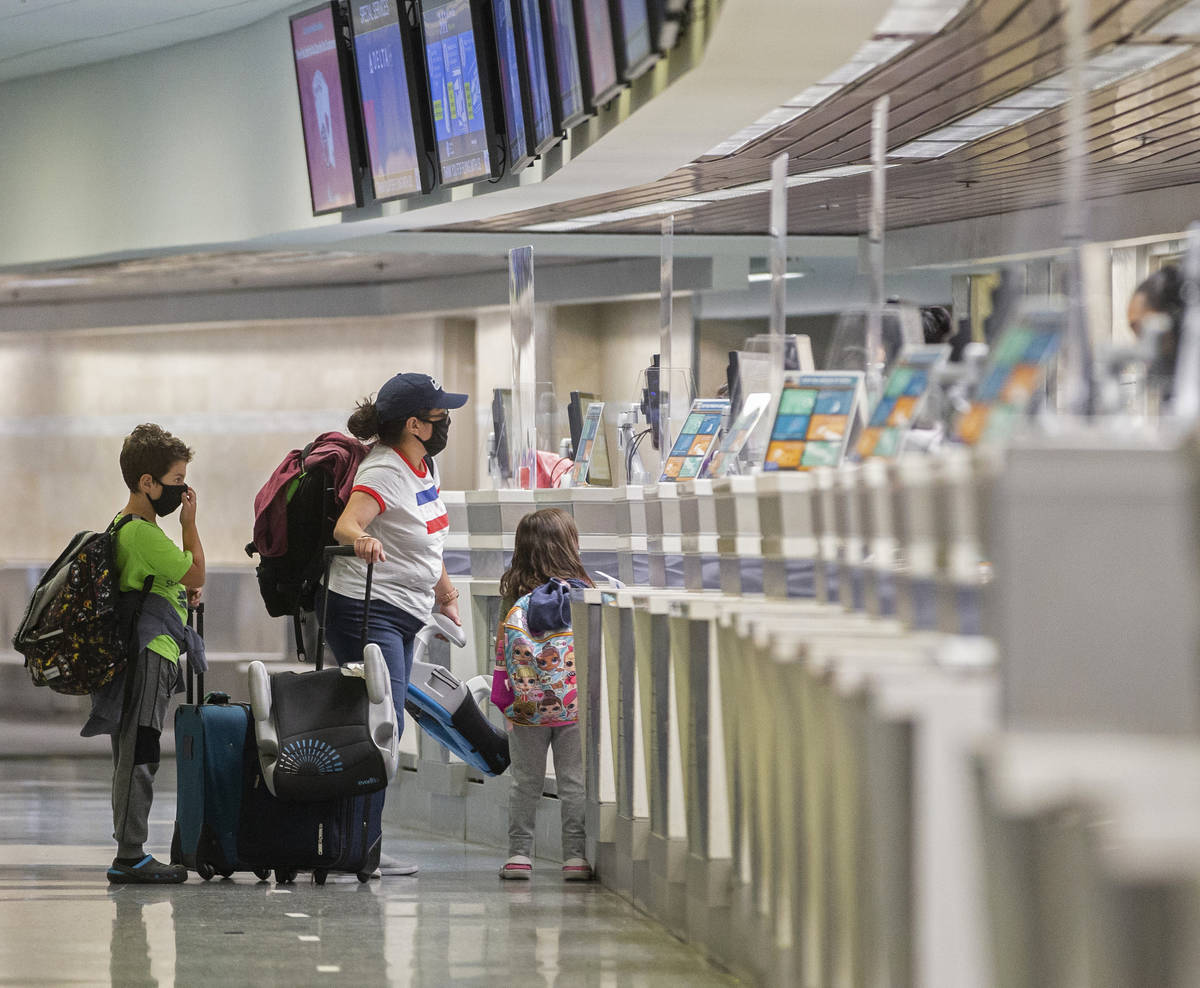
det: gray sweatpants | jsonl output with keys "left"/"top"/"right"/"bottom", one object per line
{"left": 110, "top": 649, "right": 178, "bottom": 859}
{"left": 508, "top": 722, "right": 586, "bottom": 860}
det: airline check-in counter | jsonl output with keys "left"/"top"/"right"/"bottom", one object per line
{"left": 415, "top": 420, "right": 1200, "bottom": 986}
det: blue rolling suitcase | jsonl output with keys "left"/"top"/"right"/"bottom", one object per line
{"left": 170, "top": 605, "right": 271, "bottom": 881}
{"left": 405, "top": 614, "right": 510, "bottom": 777}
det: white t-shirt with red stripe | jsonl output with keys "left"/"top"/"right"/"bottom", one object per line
{"left": 327, "top": 444, "right": 447, "bottom": 619}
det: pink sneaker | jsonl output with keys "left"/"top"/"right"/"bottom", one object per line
{"left": 500, "top": 854, "right": 532, "bottom": 880}
{"left": 562, "top": 858, "right": 593, "bottom": 881}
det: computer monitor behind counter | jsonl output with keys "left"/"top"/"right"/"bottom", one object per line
{"left": 491, "top": 388, "right": 513, "bottom": 480}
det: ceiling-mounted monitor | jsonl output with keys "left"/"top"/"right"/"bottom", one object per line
{"left": 289, "top": 2, "right": 366, "bottom": 214}
{"left": 648, "top": 0, "right": 683, "bottom": 50}
{"left": 514, "top": 0, "right": 561, "bottom": 154}
{"left": 419, "top": 0, "right": 505, "bottom": 186}
{"left": 540, "top": 0, "right": 588, "bottom": 130}
{"left": 573, "top": 0, "right": 622, "bottom": 108}
{"left": 609, "top": 0, "right": 657, "bottom": 81}
{"left": 489, "top": 0, "right": 534, "bottom": 173}
{"left": 349, "top": 0, "right": 437, "bottom": 200}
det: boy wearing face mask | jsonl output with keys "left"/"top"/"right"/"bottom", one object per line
{"left": 84, "top": 423, "right": 206, "bottom": 884}
{"left": 325, "top": 373, "right": 468, "bottom": 876}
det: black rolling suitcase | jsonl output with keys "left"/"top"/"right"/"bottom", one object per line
{"left": 237, "top": 755, "right": 384, "bottom": 885}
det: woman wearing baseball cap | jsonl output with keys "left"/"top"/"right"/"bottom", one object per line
{"left": 324, "top": 372, "right": 468, "bottom": 876}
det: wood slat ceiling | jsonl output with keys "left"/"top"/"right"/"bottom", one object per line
{"left": 433, "top": 0, "right": 1200, "bottom": 238}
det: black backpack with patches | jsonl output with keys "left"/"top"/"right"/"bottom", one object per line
{"left": 13, "top": 514, "right": 150, "bottom": 695}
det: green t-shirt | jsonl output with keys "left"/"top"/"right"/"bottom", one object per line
{"left": 112, "top": 514, "right": 193, "bottom": 664}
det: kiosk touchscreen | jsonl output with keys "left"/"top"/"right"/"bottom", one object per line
{"left": 763, "top": 371, "right": 865, "bottom": 471}
{"left": 702, "top": 391, "right": 772, "bottom": 478}
{"left": 569, "top": 401, "right": 607, "bottom": 486}
{"left": 954, "top": 308, "right": 1063, "bottom": 445}
{"left": 854, "top": 344, "right": 950, "bottom": 459}
{"left": 660, "top": 398, "right": 729, "bottom": 482}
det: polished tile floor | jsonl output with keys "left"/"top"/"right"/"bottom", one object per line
{"left": 0, "top": 757, "right": 738, "bottom": 986}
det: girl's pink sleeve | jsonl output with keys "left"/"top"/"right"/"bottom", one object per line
{"left": 491, "top": 623, "right": 515, "bottom": 710}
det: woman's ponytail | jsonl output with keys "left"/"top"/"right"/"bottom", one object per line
{"left": 347, "top": 398, "right": 381, "bottom": 441}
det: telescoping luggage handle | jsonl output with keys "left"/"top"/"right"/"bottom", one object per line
{"left": 316, "top": 545, "right": 373, "bottom": 671}
{"left": 185, "top": 602, "right": 205, "bottom": 705}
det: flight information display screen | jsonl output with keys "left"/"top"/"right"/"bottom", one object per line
{"left": 491, "top": 0, "right": 529, "bottom": 169}
{"left": 517, "top": 0, "right": 556, "bottom": 149}
{"left": 614, "top": 0, "right": 652, "bottom": 78}
{"left": 351, "top": 1, "right": 424, "bottom": 199}
{"left": 290, "top": 4, "right": 359, "bottom": 213}
{"left": 578, "top": 0, "right": 618, "bottom": 104}
{"left": 422, "top": 0, "right": 493, "bottom": 184}
{"left": 543, "top": 0, "right": 585, "bottom": 127}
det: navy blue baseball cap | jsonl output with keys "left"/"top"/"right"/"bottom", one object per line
{"left": 376, "top": 373, "right": 469, "bottom": 426}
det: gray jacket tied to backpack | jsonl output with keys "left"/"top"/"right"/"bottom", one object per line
{"left": 80, "top": 593, "right": 206, "bottom": 738}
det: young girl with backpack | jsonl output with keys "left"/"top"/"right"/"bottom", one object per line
{"left": 492, "top": 508, "right": 593, "bottom": 880}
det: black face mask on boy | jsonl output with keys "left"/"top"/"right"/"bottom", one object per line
{"left": 150, "top": 481, "right": 188, "bottom": 517}
{"left": 419, "top": 415, "right": 451, "bottom": 458}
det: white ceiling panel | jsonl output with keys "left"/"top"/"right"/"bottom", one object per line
{"left": 0, "top": 0, "right": 300, "bottom": 83}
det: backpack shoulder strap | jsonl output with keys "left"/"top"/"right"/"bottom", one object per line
{"left": 110, "top": 513, "right": 138, "bottom": 535}
{"left": 297, "top": 440, "right": 316, "bottom": 473}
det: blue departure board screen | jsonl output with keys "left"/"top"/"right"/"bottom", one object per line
{"left": 517, "top": 0, "right": 556, "bottom": 148}
{"left": 578, "top": 0, "right": 618, "bottom": 103}
{"left": 351, "top": 0, "right": 423, "bottom": 199}
{"left": 615, "top": 0, "right": 652, "bottom": 77}
{"left": 543, "top": 0, "right": 585, "bottom": 126}
{"left": 422, "top": 0, "right": 492, "bottom": 184}
{"left": 491, "top": 0, "right": 528, "bottom": 168}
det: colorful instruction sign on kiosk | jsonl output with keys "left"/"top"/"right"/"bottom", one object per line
{"left": 660, "top": 398, "right": 730, "bottom": 482}
{"left": 855, "top": 345, "right": 949, "bottom": 459}
{"left": 763, "top": 371, "right": 864, "bottom": 471}
{"left": 702, "top": 392, "right": 772, "bottom": 478}
{"left": 954, "top": 310, "right": 1063, "bottom": 445}
{"left": 569, "top": 401, "right": 606, "bottom": 486}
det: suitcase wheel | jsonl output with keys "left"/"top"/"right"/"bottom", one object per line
{"left": 313, "top": 869, "right": 328, "bottom": 886}
{"left": 356, "top": 872, "right": 371, "bottom": 884}
{"left": 254, "top": 869, "right": 272, "bottom": 882}
{"left": 275, "top": 869, "right": 298, "bottom": 884}
{"left": 197, "top": 860, "right": 216, "bottom": 881}
{"left": 218, "top": 869, "right": 234, "bottom": 880}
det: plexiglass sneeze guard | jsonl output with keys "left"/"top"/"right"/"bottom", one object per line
{"left": 507, "top": 246, "right": 559, "bottom": 490}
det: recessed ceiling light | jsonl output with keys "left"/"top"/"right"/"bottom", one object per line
{"left": 747, "top": 271, "right": 805, "bottom": 282}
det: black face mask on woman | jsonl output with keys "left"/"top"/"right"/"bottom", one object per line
{"left": 150, "top": 481, "right": 188, "bottom": 517}
{"left": 419, "top": 416, "right": 450, "bottom": 458}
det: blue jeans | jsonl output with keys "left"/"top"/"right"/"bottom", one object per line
{"left": 322, "top": 589, "right": 423, "bottom": 738}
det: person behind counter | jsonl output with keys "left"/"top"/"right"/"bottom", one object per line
{"left": 1127, "top": 265, "right": 1183, "bottom": 404}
